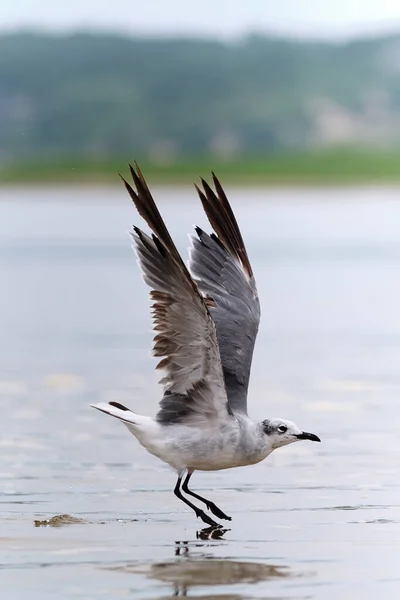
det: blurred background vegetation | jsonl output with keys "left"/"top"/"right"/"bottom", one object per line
{"left": 3, "top": 30, "right": 400, "bottom": 183}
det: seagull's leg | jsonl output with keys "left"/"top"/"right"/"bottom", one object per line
{"left": 173, "top": 473, "right": 219, "bottom": 527}
{"left": 181, "top": 471, "right": 232, "bottom": 521}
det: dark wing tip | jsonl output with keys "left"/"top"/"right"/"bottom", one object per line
{"left": 152, "top": 233, "right": 167, "bottom": 257}
{"left": 194, "top": 183, "right": 207, "bottom": 204}
{"left": 124, "top": 162, "right": 200, "bottom": 294}
{"left": 121, "top": 173, "right": 139, "bottom": 203}
{"left": 133, "top": 160, "right": 144, "bottom": 178}
{"left": 129, "top": 163, "right": 148, "bottom": 197}
{"left": 210, "top": 232, "right": 227, "bottom": 251}
{"left": 211, "top": 171, "right": 224, "bottom": 194}
{"left": 194, "top": 225, "right": 205, "bottom": 240}
{"left": 123, "top": 162, "right": 172, "bottom": 252}
{"left": 200, "top": 177, "right": 213, "bottom": 196}
{"left": 197, "top": 173, "right": 254, "bottom": 280}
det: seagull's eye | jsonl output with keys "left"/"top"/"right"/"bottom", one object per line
{"left": 277, "top": 425, "right": 287, "bottom": 434}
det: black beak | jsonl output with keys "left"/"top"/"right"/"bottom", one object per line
{"left": 295, "top": 431, "right": 321, "bottom": 442}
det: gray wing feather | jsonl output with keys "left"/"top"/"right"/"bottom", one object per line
{"left": 122, "top": 163, "right": 230, "bottom": 427}
{"left": 189, "top": 176, "right": 260, "bottom": 415}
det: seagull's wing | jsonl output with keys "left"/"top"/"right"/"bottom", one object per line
{"left": 122, "top": 163, "right": 231, "bottom": 427}
{"left": 189, "top": 174, "right": 260, "bottom": 415}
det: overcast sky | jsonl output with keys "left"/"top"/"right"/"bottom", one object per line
{"left": 3, "top": 0, "right": 400, "bottom": 40}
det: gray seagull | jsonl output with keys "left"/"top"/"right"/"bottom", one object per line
{"left": 92, "top": 163, "right": 320, "bottom": 527}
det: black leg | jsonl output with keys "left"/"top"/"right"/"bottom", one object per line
{"left": 174, "top": 475, "right": 219, "bottom": 527}
{"left": 182, "top": 472, "right": 232, "bottom": 521}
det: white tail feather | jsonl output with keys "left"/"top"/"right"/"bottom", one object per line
{"left": 90, "top": 402, "right": 138, "bottom": 424}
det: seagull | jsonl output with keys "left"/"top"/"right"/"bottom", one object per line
{"left": 91, "top": 163, "right": 321, "bottom": 528}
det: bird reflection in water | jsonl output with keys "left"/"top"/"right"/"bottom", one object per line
{"left": 151, "top": 554, "right": 289, "bottom": 597}
{"left": 107, "top": 530, "right": 291, "bottom": 598}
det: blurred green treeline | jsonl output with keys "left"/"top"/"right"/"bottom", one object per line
{"left": 2, "top": 31, "right": 400, "bottom": 183}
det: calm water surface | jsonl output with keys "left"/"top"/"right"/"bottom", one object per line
{"left": 1, "top": 184, "right": 400, "bottom": 599}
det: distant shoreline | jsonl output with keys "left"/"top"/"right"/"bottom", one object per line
{"left": 2, "top": 151, "right": 400, "bottom": 186}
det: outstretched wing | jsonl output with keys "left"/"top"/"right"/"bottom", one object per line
{"left": 122, "top": 163, "right": 231, "bottom": 427}
{"left": 189, "top": 174, "right": 260, "bottom": 415}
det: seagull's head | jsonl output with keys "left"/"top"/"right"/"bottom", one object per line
{"left": 261, "top": 418, "right": 321, "bottom": 449}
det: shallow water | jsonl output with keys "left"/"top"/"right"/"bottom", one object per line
{"left": 2, "top": 184, "right": 400, "bottom": 599}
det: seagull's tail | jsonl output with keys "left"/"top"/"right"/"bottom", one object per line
{"left": 91, "top": 401, "right": 160, "bottom": 449}
{"left": 90, "top": 401, "right": 138, "bottom": 425}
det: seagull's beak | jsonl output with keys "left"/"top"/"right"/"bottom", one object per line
{"left": 295, "top": 431, "right": 321, "bottom": 442}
